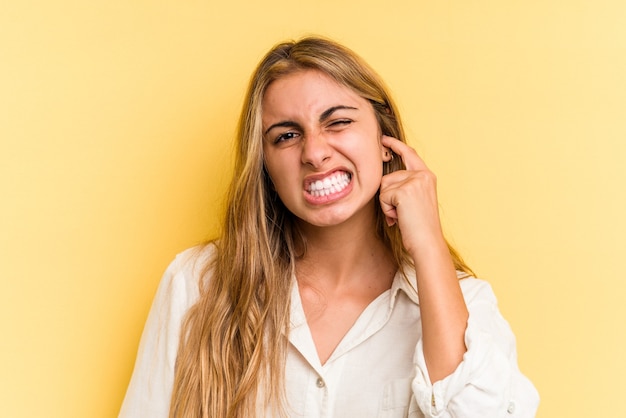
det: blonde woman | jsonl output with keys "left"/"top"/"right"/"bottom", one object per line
{"left": 119, "top": 37, "right": 539, "bottom": 418}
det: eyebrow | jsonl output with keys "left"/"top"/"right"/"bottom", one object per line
{"left": 319, "top": 105, "right": 358, "bottom": 122}
{"left": 263, "top": 105, "right": 358, "bottom": 136}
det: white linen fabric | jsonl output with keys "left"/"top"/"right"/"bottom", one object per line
{"left": 119, "top": 245, "right": 539, "bottom": 418}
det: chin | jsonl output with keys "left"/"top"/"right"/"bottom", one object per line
{"left": 297, "top": 210, "right": 357, "bottom": 229}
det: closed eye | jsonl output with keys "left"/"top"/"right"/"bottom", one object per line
{"left": 328, "top": 119, "right": 353, "bottom": 128}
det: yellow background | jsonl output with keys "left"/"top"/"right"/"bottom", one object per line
{"left": 1, "top": 1, "right": 625, "bottom": 417}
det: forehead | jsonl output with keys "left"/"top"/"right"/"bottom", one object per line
{"left": 261, "top": 69, "right": 366, "bottom": 119}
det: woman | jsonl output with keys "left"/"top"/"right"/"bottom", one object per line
{"left": 120, "top": 37, "right": 539, "bottom": 418}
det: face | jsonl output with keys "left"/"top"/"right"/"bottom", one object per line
{"left": 262, "top": 69, "right": 388, "bottom": 228}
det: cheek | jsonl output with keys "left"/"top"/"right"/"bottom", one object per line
{"left": 263, "top": 153, "right": 295, "bottom": 195}
{"left": 361, "top": 145, "right": 385, "bottom": 184}
{"left": 263, "top": 148, "right": 280, "bottom": 180}
{"left": 366, "top": 165, "right": 384, "bottom": 186}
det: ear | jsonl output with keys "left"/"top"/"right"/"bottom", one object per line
{"left": 382, "top": 147, "right": 393, "bottom": 162}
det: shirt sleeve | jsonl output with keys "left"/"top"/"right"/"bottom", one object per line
{"left": 118, "top": 248, "right": 205, "bottom": 418}
{"left": 411, "top": 278, "right": 540, "bottom": 418}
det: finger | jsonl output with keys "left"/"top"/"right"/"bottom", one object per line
{"left": 381, "top": 135, "right": 428, "bottom": 172}
{"left": 379, "top": 198, "right": 398, "bottom": 226}
{"left": 380, "top": 169, "right": 414, "bottom": 189}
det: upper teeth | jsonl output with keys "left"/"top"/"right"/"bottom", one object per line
{"left": 307, "top": 172, "right": 351, "bottom": 196}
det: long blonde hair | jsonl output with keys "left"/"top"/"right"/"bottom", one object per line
{"left": 169, "top": 36, "right": 473, "bottom": 418}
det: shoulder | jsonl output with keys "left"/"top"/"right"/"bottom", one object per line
{"left": 458, "top": 275, "right": 499, "bottom": 307}
{"left": 155, "top": 243, "right": 216, "bottom": 311}
{"left": 167, "top": 244, "right": 215, "bottom": 281}
{"left": 397, "top": 268, "right": 498, "bottom": 308}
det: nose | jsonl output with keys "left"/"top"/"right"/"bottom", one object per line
{"left": 301, "top": 131, "right": 332, "bottom": 168}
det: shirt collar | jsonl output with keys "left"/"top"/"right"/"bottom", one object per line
{"left": 389, "top": 266, "right": 420, "bottom": 307}
{"left": 388, "top": 268, "right": 472, "bottom": 309}
{"left": 289, "top": 278, "right": 307, "bottom": 329}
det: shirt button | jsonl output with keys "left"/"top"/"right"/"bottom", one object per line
{"left": 507, "top": 400, "right": 516, "bottom": 414}
{"left": 316, "top": 378, "right": 325, "bottom": 388}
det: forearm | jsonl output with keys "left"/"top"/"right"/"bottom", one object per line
{"left": 411, "top": 236, "right": 468, "bottom": 383}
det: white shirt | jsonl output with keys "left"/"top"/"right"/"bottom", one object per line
{"left": 119, "top": 246, "right": 539, "bottom": 417}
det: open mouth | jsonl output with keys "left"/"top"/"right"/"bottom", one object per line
{"left": 305, "top": 171, "right": 352, "bottom": 197}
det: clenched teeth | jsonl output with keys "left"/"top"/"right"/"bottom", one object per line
{"left": 307, "top": 172, "right": 351, "bottom": 197}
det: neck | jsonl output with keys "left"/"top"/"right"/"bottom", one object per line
{"left": 295, "top": 206, "right": 396, "bottom": 290}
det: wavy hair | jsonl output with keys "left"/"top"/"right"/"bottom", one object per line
{"left": 169, "top": 36, "right": 473, "bottom": 418}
